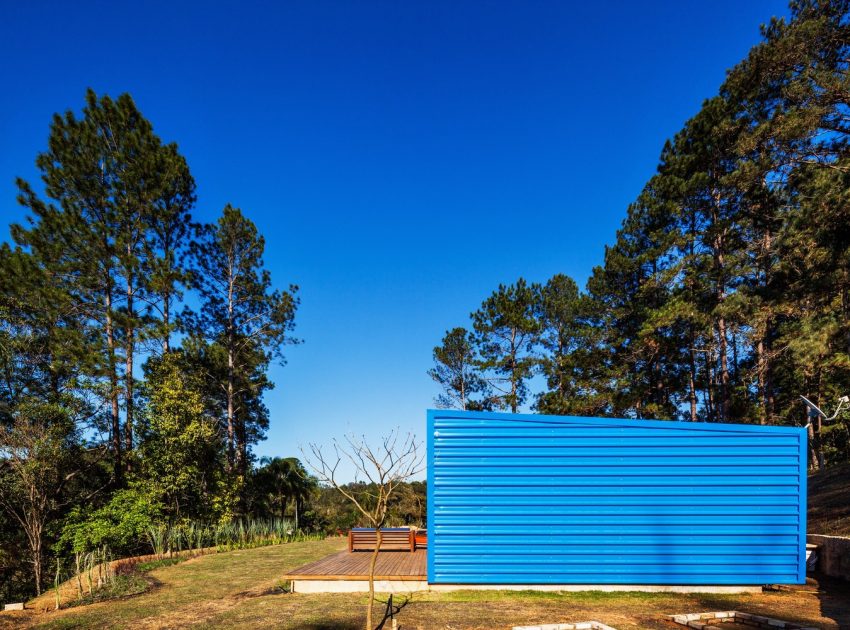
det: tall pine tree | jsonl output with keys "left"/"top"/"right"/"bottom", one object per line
{"left": 188, "top": 205, "right": 299, "bottom": 479}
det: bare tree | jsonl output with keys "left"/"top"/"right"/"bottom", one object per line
{"left": 303, "top": 430, "right": 423, "bottom": 630}
{"left": 0, "top": 403, "right": 105, "bottom": 594}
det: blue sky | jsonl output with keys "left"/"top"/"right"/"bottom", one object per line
{"left": 1, "top": 1, "right": 784, "bottom": 479}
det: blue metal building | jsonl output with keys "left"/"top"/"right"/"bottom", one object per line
{"left": 427, "top": 410, "right": 807, "bottom": 585}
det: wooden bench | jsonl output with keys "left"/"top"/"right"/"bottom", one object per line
{"left": 349, "top": 528, "right": 414, "bottom": 552}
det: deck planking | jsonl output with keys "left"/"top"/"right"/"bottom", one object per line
{"left": 284, "top": 549, "right": 427, "bottom": 581}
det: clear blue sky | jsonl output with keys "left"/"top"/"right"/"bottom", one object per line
{"left": 1, "top": 1, "right": 785, "bottom": 479}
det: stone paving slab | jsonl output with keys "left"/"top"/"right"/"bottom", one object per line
{"left": 513, "top": 622, "right": 619, "bottom": 630}
{"left": 668, "top": 610, "right": 818, "bottom": 630}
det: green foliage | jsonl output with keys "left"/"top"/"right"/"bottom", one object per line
{"left": 470, "top": 279, "right": 541, "bottom": 412}
{"left": 307, "top": 482, "right": 426, "bottom": 534}
{"left": 535, "top": 274, "right": 601, "bottom": 416}
{"left": 135, "top": 353, "right": 229, "bottom": 522}
{"left": 1, "top": 90, "right": 296, "bottom": 601}
{"left": 247, "top": 457, "right": 316, "bottom": 529}
{"left": 428, "top": 327, "right": 492, "bottom": 410}
{"left": 58, "top": 489, "right": 161, "bottom": 556}
{"left": 185, "top": 205, "right": 300, "bottom": 477}
{"left": 12, "top": 88, "right": 198, "bottom": 479}
{"left": 143, "top": 518, "right": 323, "bottom": 556}
{"left": 0, "top": 401, "right": 89, "bottom": 595}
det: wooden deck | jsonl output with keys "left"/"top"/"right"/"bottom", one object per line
{"left": 284, "top": 549, "right": 427, "bottom": 581}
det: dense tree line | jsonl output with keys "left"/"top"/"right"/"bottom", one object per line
{"left": 430, "top": 0, "right": 850, "bottom": 469}
{"left": 0, "top": 90, "right": 299, "bottom": 599}
{"left": 305, "top": 481, "right": 427, "bottom": 535}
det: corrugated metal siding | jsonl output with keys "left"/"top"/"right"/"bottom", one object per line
{"left": 427, "top": 410, "right": 807, "bottom": 585}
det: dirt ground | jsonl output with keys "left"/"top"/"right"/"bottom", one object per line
{"left": 809, "top": 463, "right": 850, "bottom": 537}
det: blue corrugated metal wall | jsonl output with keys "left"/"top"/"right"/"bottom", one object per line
{"left": 427, "top": 410, "right": 807, "bottom": 585}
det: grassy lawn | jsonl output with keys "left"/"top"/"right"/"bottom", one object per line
{"left": 1, "top": 537, "right": 848, "bottom": 629}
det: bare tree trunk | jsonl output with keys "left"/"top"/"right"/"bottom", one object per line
{"left": 26, "top": 518, "right": 44, "bottom": 596}
{"left": 366, "top": 528, "right": 382, "bottom": 630}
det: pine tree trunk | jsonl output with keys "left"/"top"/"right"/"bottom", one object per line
{"left": 731, "top": 328, "right": 738, "bottom": 384}
{"left": 759, "top": 230, "right": 775, "bottom": 425}
{"left": 711, "top": 192, "right": 729, "bottom": 423}
{"left": 510, "top": 328, "right": 518, "bottom": 413}
{"left": 237, "top": 419, "right": 247, "bottom": 479}
{"left": 688, "top": 334, "right": 698, "bottom": 422}
{"left": 227, "top": 349, "right": 235, "bottom": 471}
{"left": 686, "top": 223, "right": 699, "bottom": 423}
{"left": 226, "top": 263, "right": 236, "bottom": 472}
{"left": 460, "top": 363, "right": 466, "bottom": 410}
{"left": 765, "top": 370, "right": 775, "bottom": 425}
{"left": 703, "top": 349, "right": 715, "bottom": 422}
{"left": 652, "top": 353, "right": 666, "bottom": 415}
{"left": 757, "top": 337, "right": 767, "bottom": 425}
{"left": 812, "top": 416, "right": 826, "bottom": 470}
{"left": 807, "top": 422, "right": 819, "bottom": 471}
{"left": 162, "top": 289, "right": 170, "bottom": 353}
{"left": 716, "top": 318, "right": 730, "bottom": 422}
{"left": 125, "top": 269, "right": 134, "bottom": 457}
{"left": 557, "top": 331, "right": 567, "bottom": 409}
{"left": 756, "top": 327, "right": 775, "bottom": 426}
{"left": 105, "top": 291, "right": 122, "bottom": 478}
{"left": 815, "top": 373, "right": 826, "bottom": 469}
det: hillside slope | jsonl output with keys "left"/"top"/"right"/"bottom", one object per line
{"left": 1, "top": 537, "right": 847, "bottom": 630}
{"left": 809, "top": 462, "right": 850, "bottom": 536}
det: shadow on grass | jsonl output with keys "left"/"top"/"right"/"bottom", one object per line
{"left": 813, "top": 573, "right": 850, "bottom": 628}
{"left": 375, "top": 593, "right": 412, "bottom": 629}
{"left": 296, "top": 624, "right": 361, "bottom": 630}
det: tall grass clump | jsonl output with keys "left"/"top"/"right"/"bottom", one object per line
{"left": 146, "top": 524, "right": 168, "bottom": 558}
{"left": 143, "top": 518, "right": 324, "bottom": 556}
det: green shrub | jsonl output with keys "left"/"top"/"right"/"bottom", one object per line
{"left": 59, "top": 488, "right": 162, "bottom": 556}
